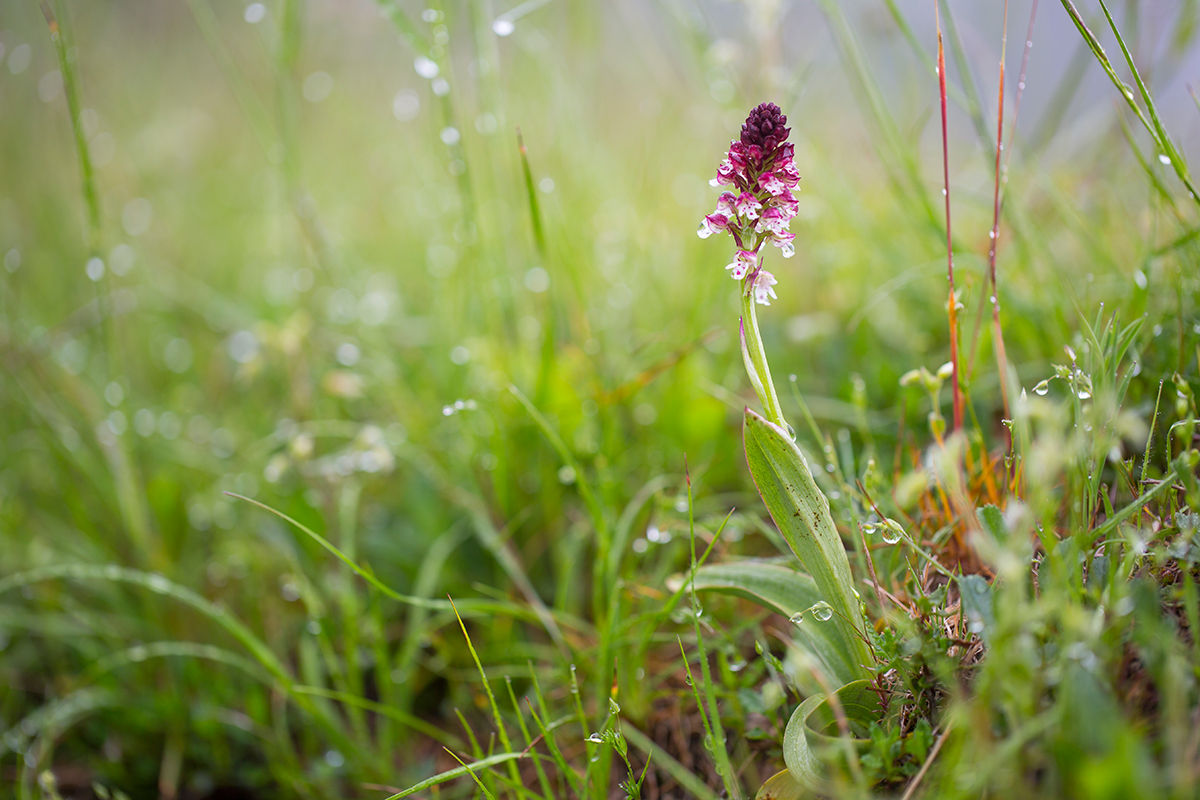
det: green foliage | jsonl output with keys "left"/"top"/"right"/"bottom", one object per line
{"left": 1, "top": 0, "right": 1199, "bottom": 798}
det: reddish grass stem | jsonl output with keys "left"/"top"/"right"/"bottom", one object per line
{"left": 935, "top": 2, "right": 964, "bottom": 433}
{"left": 989, "top": 0, "right": 1039, "bottom": 444}
{"left": 987, "top": 1, "right": 1013, "bottom": 430}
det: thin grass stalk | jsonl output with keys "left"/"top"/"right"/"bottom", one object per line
{"left": 940, "top": 1, "right": 991, "bottom": 153}
{"left": 684, "top": 468, "right": 742, "bottom": 799}
{"left": 505, "top": 678, "right": 555, "bottom": 800}
{"left": 335, "top": 481, "right": 369, "bottom": 747}
{"left": 569, "top": 664, "right": 599, "bottom": 800}
{"left": 935, "top": 1, "right": 964, "bottom": 434}
{"left": 41, "top": 0, "right": 98, "bottom": 247}
{"left": 42, "top": 1, "right": 158, "bottom": 563}
{"left": 182, "top": 0, "right": 275, "bottom": 153}
{"left": 1059, "top": 0, "right": 1200, "bottom": 209}
{"left": 984, "top": 0, "right": 1015, "bottom": 440}
{"left": 449, "top": 598, "right": 527, "bottom": 798}
{"left": 526, "top": 664, "right": 583, "bottom": 798}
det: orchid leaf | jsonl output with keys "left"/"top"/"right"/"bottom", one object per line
{"left": 755, "top": 768, "right": 805, "bottom": 800}
{"left": 743, "top": 408, "right": 873, "bottom": 680}
{"left": 688, "top": 561, "right": 859, "bottom": 686}
{"left": 781, "top": 680, "right": 882, "bottom": 794}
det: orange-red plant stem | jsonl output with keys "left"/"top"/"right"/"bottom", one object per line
{"left": 935, "top": 2, "right": 963, "bottom": 434}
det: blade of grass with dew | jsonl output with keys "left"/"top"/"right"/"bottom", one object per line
{"left": 631, "top": 508, "right": 731, "bottom": 666}
{"left": 508, "top": 380, "right": 616, "bottom": 778}
{"left": 226, "top": 492, "right": 562, "bottom": 626}
{"left": 381, "top": 752, "right": 523, "bottom": 800}
{"left": 882, "top": 0, "right": 971, "bottom": 112}
{"left": 1059, "top": 0, "right": 1200, "bottom": 208}
{"left": 523, "top": 697, "right": 582, "bottom": 798}
{"left": 0, "top": 564, "right": 367, "bottom": 768}
{"left": 41, "top": 0, "right": 99, "bottom": 247}
{"left": 448, "top": 597, "right": 529, "bottom": 798}
{"left": 182, "top": 0, "right": 275, "bottom": 154}
{"left": 606, "top": 474, "right": 673, "bottom": 600}
{"left": 814, "top": 0, "right": 941, "bottom": 239}
{"left": 939, "top": 0, "right": 992, "bottom": 154}
{"left": 393, "top": 522, "right": 468, "bottom": 711}
{"left": 621, "top": 724, "right": 721, "bottom": 800}
{"left": 393, "top": 445, "right": 570, "bottom": 655}
{"left": 86, "top": 642, "right": 271, "bottom": 684}
{"left": 1090, "top": 465, "right": 1180, "bottom": 544}
{"left": 567, "top": 663, "right": 599, "bottom": 799}
{"left": 290, "top": 686, "right": 463, "bottom": 749}
{"left": 504, "top": 677, "right": 555, "bottom": 800}
{"left": 683, "top": 466, "right": 743, "bottom": 800}
{"left": 677, "top": 635, "right": 741, "bottom": 799}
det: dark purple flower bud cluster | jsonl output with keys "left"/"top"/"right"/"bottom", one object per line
{"left": 740, "top": 102, "right": 791, "bottom": 154}
{"left": 698, "top": 103, "right": 800, "bottom": 306}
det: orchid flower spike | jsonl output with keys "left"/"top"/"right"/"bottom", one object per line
{"left": 697, "top": 102, "right": 800, "bottom": 305}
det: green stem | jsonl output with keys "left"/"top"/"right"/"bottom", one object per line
{"left": 740, "top": 282, "right": 786, "bottom": 430}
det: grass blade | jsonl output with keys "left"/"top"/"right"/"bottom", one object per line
{"left": 381, "top": 752, "right": 524, "bottom": 799}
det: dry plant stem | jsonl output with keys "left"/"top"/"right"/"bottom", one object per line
{"left": 935, "top": 1, "right": 964, "bottom": 434}
{"left": 899, "top": 721, "right": 953, "bottom": 800}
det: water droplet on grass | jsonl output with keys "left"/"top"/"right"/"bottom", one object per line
{"left": 1033, "top": 380, "right": 1050, "bottom": 396}
{"left": 414, "top": 56, "right": 439, "bottom": 79}
{"left": 492, "top": 18, "right": 515, "bottom": 36}
{"left": 811, "top": 601, "right": 833, "bottom": 622}
{"left": 1159, "top": 153, "right": 1172, "bottom": 166}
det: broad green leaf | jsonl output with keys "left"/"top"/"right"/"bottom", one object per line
{"left": 782, "top": 680, "right": 882, "bottom": 794}
{"left": 756, "top": 768, "right": 805, "bottom": 800}
{"left": 743, "top": 409, "right": 872, "bottom": 680}
{"left": 689, "top": 561, "right": 859, "bottom": 686}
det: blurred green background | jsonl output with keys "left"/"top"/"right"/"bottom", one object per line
{"left": 2, "top": 0, "right": 1198, "bottom": 797}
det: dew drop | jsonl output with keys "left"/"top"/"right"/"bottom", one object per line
{"left": 1159, "top": 153, "right": 1172, "bottom": 166}
{"left": 492, "top": 18, "right": 515, "bottom": 36}
{"left": 811, "top": 601, "right": 833, "bottom": 622}
{"left": 1077, "top": 389, "right": 1091, "bottom": 400}
{"left": 1033, "top": 380, "right": 1050, "bottom": 396}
